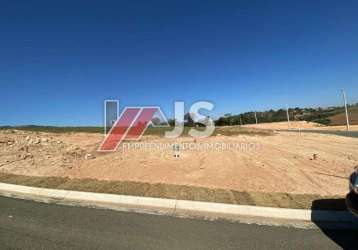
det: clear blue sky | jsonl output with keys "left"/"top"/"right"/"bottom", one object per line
{"left": 1, "top": 0, "right": 358, "bottom": 126}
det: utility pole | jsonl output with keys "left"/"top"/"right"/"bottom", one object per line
{"left": 239, "top": 115, "right": 243, "bottom": 126}
{"left": 286, "top": 107, "right": 291, "bottom": 129}
{"left": 342, "top": 89, "right": 350, "bottom": 131}
{"left": 254, "top": 112, "right": 258, "bottom": 125}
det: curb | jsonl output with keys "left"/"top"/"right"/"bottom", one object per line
{"left": 0, "top": 182, "right": 357, "bottom": 227}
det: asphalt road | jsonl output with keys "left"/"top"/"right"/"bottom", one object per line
{"left": 0, "top": 197, "right": 356, "bottom": 250}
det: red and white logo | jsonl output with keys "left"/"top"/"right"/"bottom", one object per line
{"left": 99, "top": 107, "right": 168, "bottom": 151}
{"left": 99, "top": 101, "right": 215, "bottom": 152}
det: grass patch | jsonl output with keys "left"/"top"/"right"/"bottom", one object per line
{"left": 0, "top": 125, "right": 103, "bottom": 134}
{"left": 0, "top": 173, "right": 345, "bottom": 210}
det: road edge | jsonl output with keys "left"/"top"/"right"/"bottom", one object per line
{"left": 0, "top": 182, "right": 357, "bottom": 228}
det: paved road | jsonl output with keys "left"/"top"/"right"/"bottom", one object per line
{"left": 0, "top": 197, "right": 356, "bottom": 250}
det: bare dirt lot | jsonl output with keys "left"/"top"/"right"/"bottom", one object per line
{"left": 1, "top": 126, "right": 357, "bottom": 197}
{"left": 243, "top": 121, "right": 324, "bottom": 130}
{"left": 243, "top": 121, "right": 358, "bottom": 131}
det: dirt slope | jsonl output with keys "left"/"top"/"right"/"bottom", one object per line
{"left": 328, "top": 107, "right": 358, "bottom": 126}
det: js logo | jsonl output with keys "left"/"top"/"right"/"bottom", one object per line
{"left": 99, "top": 100, "right": 215, "bottom": 151}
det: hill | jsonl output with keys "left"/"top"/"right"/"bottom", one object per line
{"left": 215, "top": 103, "right": 358, "bottom": 126}
{"left": 328, "top": 106, "right": 358, "bottom": 126}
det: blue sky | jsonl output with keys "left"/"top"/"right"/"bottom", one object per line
{"left": 1, "top": 0, "right": 358, "bottom": 126}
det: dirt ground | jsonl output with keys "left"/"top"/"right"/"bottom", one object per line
{"left": 243, "top": 121, "right": 324, "bottom": 130}
{"left": 1, "top": 126, "right": 357, "bottom": 197}
{"left": 316, "top": 125, "right": 358, "bottom": 131}
{"left": 329, "top": 107, "right": 358, "bottom": 126}
{"left": 243, "top": 120, "right": 358, "bottom": 131}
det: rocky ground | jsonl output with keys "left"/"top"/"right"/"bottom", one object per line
{"left": 0, "top": 130, "right": 98, "bottom": 176}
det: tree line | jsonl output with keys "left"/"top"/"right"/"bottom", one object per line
{"left": 214, "top": 103, "right": 358, "bottom": 126}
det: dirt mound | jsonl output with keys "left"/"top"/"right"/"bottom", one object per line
{"left": 0, "top": 130, "right": 99, "bottom": 175}
{"left": 328, "top": 107, "right": 358, "bottom": 126}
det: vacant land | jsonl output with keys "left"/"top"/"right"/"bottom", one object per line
{"left": 243, "top": 121, "right": 324, "bottom": 130}
{"left": 243, "top": 121, "right": 358, "bottom": 131}
{"left": 1, "top": 125, "right": 357, "bottom": 200}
